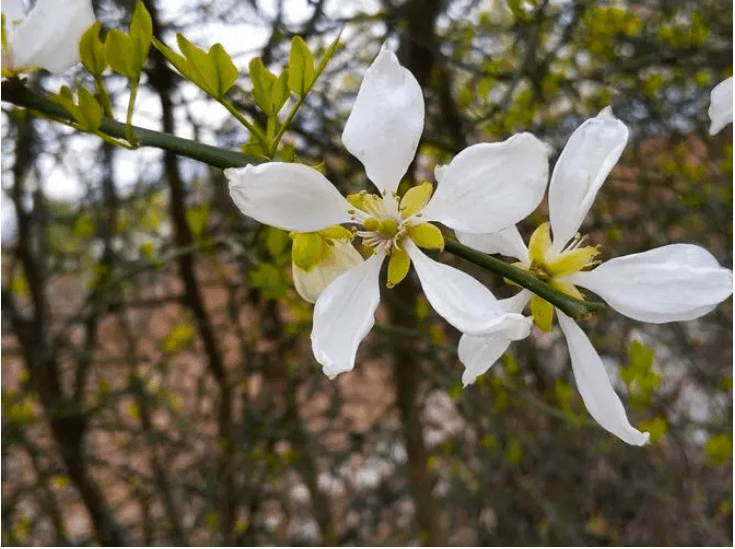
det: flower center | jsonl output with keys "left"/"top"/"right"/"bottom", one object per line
{"left": 350, "top": 192, "right": 407, "bottom": 254}
{"left": 345, "top": 184, "right": 444, "bottom": 288}
{"left": 527, "top": 222, "right": 600, "bottom": 281}
{"left": 523, "top": 222, "right": 600, "bottom": 331}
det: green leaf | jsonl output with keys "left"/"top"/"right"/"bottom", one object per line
{"left": 129, "top": 0, "right": 152, "bottom": 72}
{"left": 53, "top": 85, "right": 76, "bottom": 110}
{"left": 162, "top": 323, "right": 195, "bottom": 353}
{"left": 240, "top": 138, "right": 270, "bottom": 159}
{"left": 59, "top": 86, "right": 75, "bottom": 102}
{"left": 209, "top": 43, "right": 239, "bottom": 97}
{"left": 265, "top": 227, "right": 290, "bottom": 259}
{"left": 638, "top": 416, "right": 668, "bottom": 444}
{"left": 76, "top": 87, "right": 103, "bottom": 131}
{"left": 185, "top": 204, "right": 208, "bottom": 240}
{"left": 152, "top": 36, "right": 190, "bottom": 80}
{"left": 51, "top": 87, "right": 102, "bottom": 132}
{"left": 705, "top": 433, "right": 733, "bottom": 464}
{"left": 79, "top": 21, "right": 107, "bottom": 76}
{"left": 105, "top": 1, "right": 151, "bottom": 78}
{"left": 278, "top": 140, "right": 296, "bottom": 162}
{"left": 621, "top": 340, "right": 660, "bottom": 407}
{"left": 177, "top": 33, "right": 218, "bottom": 96}
{"left": 10, "top": 270, "right": 29, "bottom": 298}
{"left": 248, "top": 263, "right": 288, "bottom": 299}
{"left": 51, "top": 87, "right": 82, "bottom": 124}
{"left": 271, "top": 69, "right": 290, "bottom": 114}
{"left": 505, "top": 438, "right": 524, "bottom": 465}
{"left": 288, "top": 36, "right": 315, "bottom": 96}
{"left": 105, "top": 28, "right": 133, "bottom": 76}
{"left": 155, "top": 35, "right": 239, "bottom": 99}
{"left": 622, "top": 341, "right": 650, "bottom": 383}
{"left": 249, "top": 57, "right": 278, "bottom": 116}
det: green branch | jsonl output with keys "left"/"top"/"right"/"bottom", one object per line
{"left": 3, "top": 79, "right": 604, "bottom": 320}
{"left": 2, "top": 78, "right": 260, "bottom": 170}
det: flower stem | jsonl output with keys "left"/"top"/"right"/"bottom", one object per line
{"left": 93, "top": 75, "right": 114, "bottom": 119}
{"left": 219, "top": 98, "right": 270, "bottom": 151}
{"left": 125, "top": 77, "right": 140, "bottom": 147}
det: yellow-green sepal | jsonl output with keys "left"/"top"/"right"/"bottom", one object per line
{"left": 528, "top": 222, "right": 552, "bottom": 266}
{"left": 398, "top": 181, "right": 434, "bottom": 218}
{"left": 293, "top": 240, "right": 363, "bottom": 303}
{"left": 386, "top": 248, "right": 411, "bottom": 288}
{"left": 531, "top": 295, "right": 554, "bottom": 332}
{"left": 291, "top": 232, "right": 327, "bottom": 271}
{"left": 399, "top": 181, "right": 433, "bottom": 217}
{"left": 549, "top": 279, "right": 585, "bottom": 301}
{"left": 318, "top": 226, "right": 353, "bottom": 240}
{"left": 407, "top": 223, "right": 444, "bottom": 250}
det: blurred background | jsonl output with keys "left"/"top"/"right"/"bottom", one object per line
{"left": 1, "top": 0, "right": 732, "bottom": 545}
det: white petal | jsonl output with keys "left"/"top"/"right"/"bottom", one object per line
{"left": 342, "top": 48, "right": 424, "bottom": 194}
{"left": 568, "top": 244, "right": 733, "bottom": 323}
{"left": 404, "top": 240, "right": 532, "bottom": 338}
{"left": 548, "top": 107, "right": 628, "bottom": 255}
{"left": 13, "top": 0, "right": 95, "bottom": 73}
{"left": 456, "top": 225, "right": 528, "bottom": 262}
{"left": 311, "top": 251, "right": 384, "bottom": 379}
{"left": 293, "top": 240, "right": 364, "bottom": 303}
{"left": 709, "top": 77, "right": 733, "bottom": 135}
{"left": 226, "top": 163, "right": 352, "bottom": 232}
{"left": 458, "top": 290, "right": 531, "bottom": 386}
{"left": 421, "top": 133, "right": 550, "bottom": 233}
{"left": 557, "top": 311, "right": 649, "bottom": 446}
{"left": 459, "top": 334, "right": 512, "bottom": 387}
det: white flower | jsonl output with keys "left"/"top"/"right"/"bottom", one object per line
{"left": 708, "top": 76, "right": 733, "bottom": 135}
{"left": 227, "top": 48, "right": 551, "bottom": 378}
{"left": 458, "top": 107, "right": 733, "bottom": 445}
{"left": 1, "top": 0, "right": 95, "bottom": 75}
